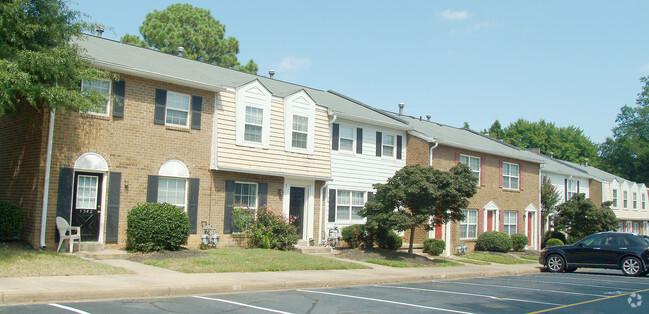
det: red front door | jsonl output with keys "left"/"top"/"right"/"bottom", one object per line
{"left": 435, "top": 223, "right": 443, "bottom": 239}
{"left": 487, "top": 211, "right": 494, "bottom": 231}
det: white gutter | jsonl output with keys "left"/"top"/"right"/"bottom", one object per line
{"left": 429, "top": 140, "right": 439, "bottom": 167}
{"left": 332, "top": 112, "right": 411, "bottom": 131}
{"left": 40, "top": 107, "right": 56, "bottom": 249}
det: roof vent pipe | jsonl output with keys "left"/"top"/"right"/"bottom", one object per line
{"left": 426, "top": 114, "right": 431, "bottom": 121}
{"left": 178, "top": 46, "right": 184, "bottom": 57}
{"left": 584, "top": 158, "right": 589, "bottom": 166}
{"left": 269, "top": 70, "right": 275, "bottom": 79}
{"left": 96, "top": 25, "right": 104, "bottom": 37}
{"left": 550, "top": 152, "right": 554, "bottom": 158}
{"left": 398, "top": 103, "right": 405, "bottom": 116}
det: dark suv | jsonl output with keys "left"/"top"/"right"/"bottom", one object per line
{"left": 539, "top": 232, "right": 649, "bottom": 276}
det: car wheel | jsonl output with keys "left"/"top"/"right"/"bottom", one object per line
{"left": 546, "top": 254, "right": 566, "bottom": 273}
{"left": 621, "top": 256, "right": 644, "bottom": 276}
{"left": 565, "top": 267, "right": 577, "bottom": 273}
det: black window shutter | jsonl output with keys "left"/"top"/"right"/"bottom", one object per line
{"left": 191, "top": 95, "right": 202, "bottom": 130}
{"left": 112, "top": 80, "right": 125, "bottom": 118}
{"left": 332, "top": 123, "right": 340, "bottom": 151}
{"left": 55, "top": 168, "right": 74, "bottom": 243}
{"left": 356, "top": 128, "right": 363, "bottom": 154}
{"left": 367, "top": 192, "right": 374, "bottom": 202}
{"left": 258, "top": 182, "right": 268, "bottom": 208}
{"left": 328, "top": 189, "right": 336, "bottom": 222}
{"left": 376, "top": 132, "right": 383, "bottom": 157}
{"left": 154, "top": 89, "right": 167, "bottom": 125}
{"left": 106, "top": 172, "right": 121, "bottom": 243}
{"left": 577, "top": 181, "right": 580, "bottom": 193}
{"left": 396, "top": 135, "right": 403, "bottom": 160}
{"left": 187, "top": 178, "right": 200, "bottom": 234}
{"left": 224, "top": 180, "right": 235, "bottom": 234}
{"left": 146, "top": 175, "right": 159, "bottom": 202}
{"left": 564, "top": 179, "right": 568, "bottom": 201}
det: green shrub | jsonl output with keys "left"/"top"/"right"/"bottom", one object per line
{"left": 377, "top": 229, "right": 402, "bottom": 250}
{"left": 511, "top": 233, "right": 528, "bottom": 251}
{"left": 423, "top": 238, "right": 445, "bottom": 256}
{"left": 126, "top": 202, "right": 190, "bottom": 252}
{"left": 341, "top": 224, "right": 366, "bottom": 248}
{"left": 234, "top": 205, "right": 299, "bottom": 250}
{"left": 475, "top": 231, "right": 512, "bottom": 253}
{"left": 0, "top": 202, "right": 24, "bottom": 240}
{"left": 544, "top": 230, "right": 566, "bottom": 246}
{"left": 545, "top": 238, "right": 564, "bottom": 247}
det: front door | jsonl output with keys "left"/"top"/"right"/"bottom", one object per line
{"left": 487, "top": 211, "right": 494, "bottom": 231}
{"left": 72, "top": 172, "right": 102, "bottom": 241}
{"left": 289, "top": 187, "right": 305, "bottom": 237}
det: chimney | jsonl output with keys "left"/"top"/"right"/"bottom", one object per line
{"left": 269, "top": 70, "right": 275, "bottom": 79}
{"left": 178, "top": 46, "right": 184, "bottom": 57}
{"left": 426, "top": 114, "right": 431, "bottom": 121}
{"left": 398, "top": 103, "right": 405, "bottom": 116}
{"left": 549, "top": 152, "right": 554, "bottom": 158}
{"left": 96, "top": 25, "right": 104, "bottom": 37}
{"left": 584, "top": 158, "right": 589, "bottom": 166}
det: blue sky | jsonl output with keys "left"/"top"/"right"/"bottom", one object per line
{"left": 71, "top": 0, "right": 649, "bottom": 143}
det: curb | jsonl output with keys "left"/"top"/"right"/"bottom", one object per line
{"left": 0, "top": 267, "right": 540, "bottom": 306}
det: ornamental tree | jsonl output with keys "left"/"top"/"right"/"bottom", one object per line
{"left": 553, "top": 194, "right": 618, "bottom": 242}
{"left": 540, "top": 177, "right": 561, "bottom": 241}
{"left": 0, "top": 0, "right": 112, "bottom": 116}
{"left": 360, "top": 164, "right": 478, "bottom": 254}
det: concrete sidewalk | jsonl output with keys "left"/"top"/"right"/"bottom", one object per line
{"left": 0, "top": 253, "right": 542, "bottom": 306}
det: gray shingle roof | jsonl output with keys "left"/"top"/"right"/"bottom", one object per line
{"left": 522, "top": 150, "right": 593, "bottom": 179}
{"left": 75, "top": 35, "right": 408, "bottom": 130}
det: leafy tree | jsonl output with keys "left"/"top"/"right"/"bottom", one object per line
{"left": 483, "top": 120, "right": 503, "bottom": 138}
{"left": 0, "top": 0, "right": 111, "bottom": 116}
{"left": 121, "top": 3, "right": 258, "bottom": 74}
{"left": 360, "top": 164, "right": 478, "bottom": 254}
{"left": 540, "top": 177, "right": 560, "bottom": 241}
{"left": 462, "top": 121, "right": 470, "bottom": 129}
{"left": 487, "top": 119, "right": 599, "bottom": 165}
{"left": 599, "top": 77, "right": 649, "bottom": 183}
{"left": 553, "top": 194, "right": 617, "bottom": 242}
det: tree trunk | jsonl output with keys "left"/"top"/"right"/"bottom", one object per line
{"left": 408, "top": 226, "right": 416, "bottom": 254}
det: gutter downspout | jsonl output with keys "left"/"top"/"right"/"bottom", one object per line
{"left": 40, "top": 107, "right": 56, "bottom": 249}
{"left": 319, "top": 113, "right": 337, "bottom": 244}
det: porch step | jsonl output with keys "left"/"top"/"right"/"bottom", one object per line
{"left": 74, "top": 248, "right": 129, "bottom": 260}
{"left": 294, "top": 246, "right": 333, "bottom": 254}
{"left": 79, "top": 242, "right": 105, "bottom": 252}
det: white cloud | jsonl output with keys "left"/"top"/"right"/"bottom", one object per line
{"left": 440, "top": 9, "right": 469, "bottom": 21}
{"left": 466, "top": 22, "right": 491, "bottom": 32}
{"left": 276, "top": 56, "right": 311, "bottom": 72}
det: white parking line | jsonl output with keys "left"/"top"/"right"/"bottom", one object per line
{"left": 484, "top": 277, "right": 637, "bottom": 291}
{"left": 297, "top": 289, "right": 474, "bottom": 314}
{"left": 192, "top": 296, "right": 291, "bottom": 314}
{"left": 431, "top": 281, "right": 606, "bottom": 297}
{"left": 48, "top": 303, "right": 91, "bottom": 314}
{"left": 375, "top": 285, "right": 564, "bottom": 306}
{"left": 532, "top": 274, "right": 649, "bottom": 286}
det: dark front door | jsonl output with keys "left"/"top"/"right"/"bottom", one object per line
{"left": 72, "top": 172, "right": 102, "bottom": 241}
{"left": 289, "top": 187, "right": 305, "bottom": 238}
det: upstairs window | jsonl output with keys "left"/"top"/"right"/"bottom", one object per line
{"left": 566, "top": 180, "right": 578, "bottom": 201}
{"left": 244, "top": 106, "right": 264, "bottom": 143}
{"left": 81, "top": 79, "right": 111, "bottom": 115}
{"left": 235, "top": 81, "right": 271, "bottom": 148}
{"left": 633, "top": 192, "right": 638, "bottom": 209}
{"left": 165, "top": 91, "right": 190, "bottom": 127}
{"left": 612, "top": 189, "right": 618, "bottom": 208}
{"left": 291, "top": 115, "right": 308, "bottom": 149}
{"left": 502, "top": 162, "right": 519, "bottom": 190}
{"left": 624, "top": 191, "right": 628, "bottom": 209}
{"left": 382, "top": 135, "right": 395, "bottom": 157}
{"left": 460, "top": 155, "right": 481, "bottom": 184}
{"left": 643, "top": 193, "right": 646, "bottom": 210}
{"left": 339, "top": 126, "right": 354, "bottom": 151}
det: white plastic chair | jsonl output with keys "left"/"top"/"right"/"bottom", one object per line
{"left": 56, "top": 216, "right": 81, "bottom": 253}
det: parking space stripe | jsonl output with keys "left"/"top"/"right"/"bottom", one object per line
{"left": 528, "top": 287, "right": 649, "bottom": 313}
{"left": 532, "top": 274, "right": 649, "bottom": 286}
{"left": 432, "top": 281, "right": 606, "bottom": 297}
{"left": 297, "top": 289, "right": 474, "bottom": 314}
{"left": 485, "top": 277, "right": 637, "bottom": 291}
{"left": 375, "top": 285, "right": 564, "bottom": 306}
{"left": 48, "top": 304, "right": 91, "bottom": 314}
{"left": 192, "top": 296, "right": 291, "bottom": 314}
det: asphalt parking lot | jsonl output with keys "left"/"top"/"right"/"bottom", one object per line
{"left": 2, "top": 270, "right": 648, "bottom": 313}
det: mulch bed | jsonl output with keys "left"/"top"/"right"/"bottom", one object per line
{"left": 334, "top": 248, "right": 441, "bottom": 266}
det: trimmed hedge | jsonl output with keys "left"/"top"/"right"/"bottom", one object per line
{"left": 423, "top": 238, "right": 445, "bottom": 256}
{"left": 546, "top": 238, "right": 564, "bottom": 247}
{"left": 126, "top": 202, "right": 190, "bottom": 252}
{"left": 0, "top": 201, "right": 24, "bottom": 240}
{"left": 476, "top": 231, "right": 512, "bottom": 253}
{"left": 511, "top": 233, "right": 528, "bottom": 251}
{"left": 377, "top": 229, "right": 402, "bottom": 250}
{"left": 342, "top": 224, "right": 367, "bottom": 248}
{"left": 544, "top": 230, "right": 567, "bottom": 245}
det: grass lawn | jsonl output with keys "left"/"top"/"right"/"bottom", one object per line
{"left": 144, "top": 247, "right": 370, "bottom": 273}
{"left": 454, "top": 257, "right": 491, "bottom": 265}
{"left": 463, "top": 253, "right": 537, "bottom": 264}
{"left": 0, "top": 242, "right": 131, "bottom": 277}
{"left": 518, "top": 254, "right": 540, "bottom": 261}
{"left": 365, "top": 258, "right": 463, "bottom": 268}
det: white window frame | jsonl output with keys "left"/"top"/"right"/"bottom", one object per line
{"left": 284, "top": 91, "right": 316, "bottom": 154}
{"left": 566, "top": 179, "right": 578, "bottom": 201}
{"left": 335, "top": 190, "right": 366, "bottom": 223}
{"left": 382, "top": 134, "right": 395, "bottom": 158}
{"left": 503, "top": 211, "right": 517, "bottom": 236}
{"left": 460, "top": 209, "right": 478, "bottom": 239}
{"left": 339, "top": 125, "right": 355, "bottom": 152}
{"left": 633, "top": 192, "right": 638, "bottom": 210}
{"left": 234, "top": 182, "right": 258, "bottom": 209}
{"left": 164, "top": 91, "right": 191, "bottom": 128}
{"left": 81, "top": 79, "right": 111, "bottom": 116}
{"left": 624, "top": 191, "right": 629, "bottom": 209}
{"left": 243, "top": 106, "right": 264, "bottom": 143}
{"left": 502, "top": 162, "right": 519, "bottom": 190}
{"left": 291, "top": 114, "right": 309, "bottom": 149}
{"left": 460, "top": 155, "right": 481, "bottom": 185}
{"left": 642, "top": 193, "right": 646, "bottom": 210}
{"left": 157, "top": 177, "right": 188, "bottom": 211}
{"left": 236, "top": 81, "right": 272, "bottom": 149}
{"left": 612, "top": 189, "right": 618, "bottom": 208}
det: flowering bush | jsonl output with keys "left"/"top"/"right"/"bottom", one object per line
{"left": 232, "top": 205, "right": 299, "bottom": 250}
